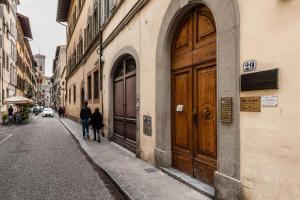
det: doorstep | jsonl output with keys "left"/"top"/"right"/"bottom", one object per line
{"left": 161, "top": 167, "right": 215, "bottom": 199}
{"left": 57, "top": 116, "right": 211, "bottom": 200}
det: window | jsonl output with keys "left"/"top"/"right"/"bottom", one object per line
{"left": 6, "top": 55, "right": 9, "bottom": 71}
{"left": 87, "top": 74, "right": 92, "bottom": 100}
{"left": 102, "top": 0, "right": 117, "bottom": 22}
{"left": 2, "top": 51, "right": 5, "bottom": 68}
{"left": 93, "top": 7, "right": 99, "bottom": 37}
{"left": 78, "top": 0, "right": 82, "bottom": 10}
{"left": 94, "top": 70, "right": 99, "bottom": 99}
{"left": 73, "top": 85, "right": 76, "bottom": 103}
{"left": 77, "top": 37, "right": 83, "bottom": 61}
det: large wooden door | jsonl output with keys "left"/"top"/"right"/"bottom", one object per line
{"left": 171, "top": 5, "right": 217, "bottom": 186}
{"left": 113, "top": 56, "right": 137, "bottom": 153}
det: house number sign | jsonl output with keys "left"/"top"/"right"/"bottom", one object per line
{"left": 243, "top": 60, "right": 257, "bottom": 72}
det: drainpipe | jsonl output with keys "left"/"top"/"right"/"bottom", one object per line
{"left": 1, "top": 5, "right": 4, "bottom": 111}
{"left": 98, "top": 1, "right": 105, "bottom": 138}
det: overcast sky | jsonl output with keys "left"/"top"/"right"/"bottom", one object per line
{"left": 18, "top": 0, "right": 66, "bottom": 77}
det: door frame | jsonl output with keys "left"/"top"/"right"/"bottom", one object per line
{"left": 112, "top": 56, "right": 137, "bottom": 153}
{"left": 155, "top": 0, "right": 240, "bottom": 199}
{"left": 108, "top": 47, "right": 141, "bottom": 157}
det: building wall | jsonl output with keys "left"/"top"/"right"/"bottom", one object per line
{"left": 1, "top": 0, "right": 18, "bottom": 111}
{"left": 16, "top": 17, "right": 34, "bottom": 98}
{"left": 65, "top": 0, "right": 101, "bottom": 120}
{"left": 53, "top": 45, "right": 67, "bottom": 108}
{"left": 102, "top": 0, "right": 170, "bottom": 164}
{"left": 239, "top": 0, "right": 300, "bottom": 199}
{"left": 62, "top": 0, "right": 300, "bottom": 199}
{"left": 16, "top": 19, "right": 24, "bottom": 97}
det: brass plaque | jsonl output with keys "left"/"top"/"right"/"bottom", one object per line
{"left": 240, "top": 96, "right": 261, "bottom": 112}
{"left": 221, "top": 97, "right": 233, "bottom": 123}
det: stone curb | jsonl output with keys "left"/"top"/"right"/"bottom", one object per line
{"left": 55, "top": 115, "right": 132, "bottom": 200}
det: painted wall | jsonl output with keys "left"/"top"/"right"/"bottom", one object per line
{"left": 64, "top": 0, "right": 300, "bottom": 198}
{"left": 1, "top": 0, "right": 18, "bottom": 111}
{"left": 66, "top": 0, "right": 101, "bottom": 120}
{"left": 102, "top": 0, "right": 171, "bottom": 164}
{"left": 239, "top": 0, "right": 300, "bottom": 199}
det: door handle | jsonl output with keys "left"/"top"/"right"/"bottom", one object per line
{"left": 204, "top": 109, "right": 211, "bottom": 118}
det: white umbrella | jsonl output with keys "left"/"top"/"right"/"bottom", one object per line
{"left": 4, "top": 96, "right": 34, "bottom": 105}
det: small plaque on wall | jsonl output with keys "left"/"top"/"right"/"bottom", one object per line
{"left": 143, "top": 115, "right": 152, "bottom": 136}
{"left": 221, "top": 97, "right": 233, "bottom": 123}
{"left": 241, "top": 69, "right": 278, "bottom": 91}
{"left": 261, "top": 96, "right": 278, "bottom": 107}
{"left": 240, "top": 96, "right": 261, "bottom": 112}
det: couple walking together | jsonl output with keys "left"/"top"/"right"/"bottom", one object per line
{"left": 80, "top": 102, "right": 104, "bottom": 142}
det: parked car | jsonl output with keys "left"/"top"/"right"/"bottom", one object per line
{"left": 33, "top": 107, "right": 39, "bottom": 115}
{"left": 39, "top": 106, "right": 44, "bottom": 113}
{"left": 42, "top": 108, "right": 54, "bottom": 117}
{"left": 28, "top": 107, "right": 34, "bottom": 113}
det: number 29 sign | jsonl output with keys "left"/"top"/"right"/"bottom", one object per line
{"left": 243, "top": 60, "right": 257, "bottom": 72}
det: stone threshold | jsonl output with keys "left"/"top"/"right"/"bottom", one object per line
{"left": 161, "top": 167, "right": 215, "bottom": 199}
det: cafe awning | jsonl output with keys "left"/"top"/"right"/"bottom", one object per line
{"left": 4, "top": 96, "right": 33, "bottom": 105}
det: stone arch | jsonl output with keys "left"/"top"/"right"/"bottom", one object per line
{"left": 108, "top": 46, "right": 141, "bottom": 157}
{"left": 155, "top": 0, "right": 240, "bottom": 199}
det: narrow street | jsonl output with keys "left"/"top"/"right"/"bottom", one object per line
{"left": 0, "top": 116, "right": 125, "bottom": 200}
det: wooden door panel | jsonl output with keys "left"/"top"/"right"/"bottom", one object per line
{"left": 194, "top": 66, "right": 217, "bottom": 158}
{"left": 114, "top": 120, "right": 124, "bottom": 138}
{"left": 171, "top": 5, "right": 217, "bottom": 186}
{"left": 172, "top": 52, "right": 193, "bottom": 71}
{"left": 194, "top": 7, "right": 216, "bottom": 50}
{"left": 194, "top": 160, "right": 216, "bottom": 186}
{"left": 126, "top": 123, "right": 136, "bottom": 142}
{"left": 114, "top": 80, "right": 124, "bottom": 117}
{"left": 173, "top": 153, "right": 193, "bottom": 176}
{"left": 172, "top": 69, "right": 192, "bottom": 153}
{"left": 173, "top": 15, "right": 193, "bottom": 58}
{"left": 125, "top": 75, "right": 136, "bottom": 118}
{"left": 113, "top": 57, "right": 137, "bottom": 153}
{"left": 192, "top": 42, "right": 216, "bottom": 66}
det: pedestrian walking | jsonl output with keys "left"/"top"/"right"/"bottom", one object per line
{"left": 58, "top": 106, "right": 63, "bottom": 118}
{"left": 8, "top": 105, "right": 14, "bottom": 122}
{"left": 80, "top": 102, "right": 92, "bottom": 140}
{"left": 62, "top": 106, "right": 65, "bottom": 117}
{"left": 90, "top": 107, "right": 104, "bottom": 143}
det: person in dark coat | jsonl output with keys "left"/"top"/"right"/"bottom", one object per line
{"left": 8, "top": 106, "right": 13, "bottom": 122}
{"left": 90, "top": 107, "right": 104, "bottom": 143}
{"left": 58, "top": 106, "right": 63, "bottom": 118}
{"left": 62, "top": 106, "right": 65, "bottom": 117}
{"left": 80, "top": 102, "right": 92, "bottom": 140}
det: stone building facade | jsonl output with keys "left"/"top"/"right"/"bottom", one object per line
{"left": 57, "top": 0, "right": 300, "bottom": 199}
{"left": 52, "top": 45, "right": 67, "bottom": 108}
{"left": 16, "top": 13, "right": 36, "bottom": 98}
{"left": 0, "top": 0, "right": 19, "bottom": 111}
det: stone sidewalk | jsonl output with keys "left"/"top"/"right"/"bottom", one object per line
{"left": 57, "top": 116, "right": 211, "bottom": 200}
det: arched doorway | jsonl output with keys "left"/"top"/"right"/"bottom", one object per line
{"left": 171, "top": 5, "right": 217, "bottom": 186}
{"left": 113, "top": 56, "right": 137, "bottom": 153}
